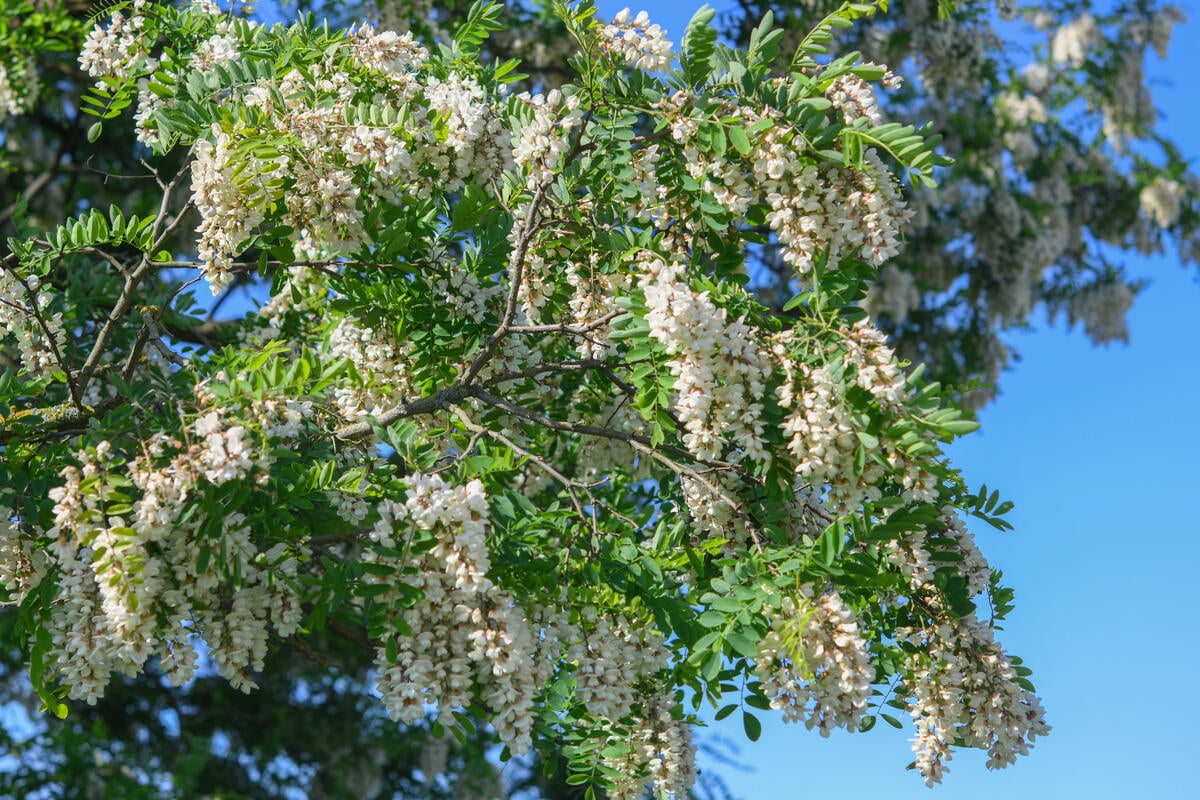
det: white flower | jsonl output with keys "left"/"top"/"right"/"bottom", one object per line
{"left": 191, "top": 33, "right": 240, "bottom": 71}
{"left": 79, "top": 8, "right": 148, "bottom": 80}
{"left": 1140, "top": 176, "right": 1184, "bottom": 228}
{"left": 640, "top": 259, "right": 773, "bottom": 462}
{"left": 1051, "top": 14, "right": 1101, "bottom": 67}
{"left": 600, "top": 9, "right": 674, "bottom": 72}
{"left": 756, "top": 587, "right": 874, "bottom": 736}
{"left": 828, "top": 74, "right": 883, "bottom": 125}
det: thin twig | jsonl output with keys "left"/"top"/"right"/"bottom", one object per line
{"left": 462, "top": 180, "right": 552, "bottom": 386}
{"left": 504, "top": 309, "right": 622, "bottom": 336}
{"left": 0, "top": 266, "right": 81, "bottom": 407}
{"left": 76, "top": 156, "right": 194, "bottom": 398}
{"left": 450, "top": 403, "right": 594, "bottom": 538}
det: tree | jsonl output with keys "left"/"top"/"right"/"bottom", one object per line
{"left": 0, "top": 1, "right": 1058, "bottom": 797}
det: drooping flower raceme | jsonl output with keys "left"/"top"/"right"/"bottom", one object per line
{"left": 756, "top": 587, "right": 875, "bottom": 737}
{"left": 640, "top": 259, "right": 773, "bottom": 463}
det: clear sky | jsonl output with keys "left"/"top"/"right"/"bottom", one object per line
{"left": 590, "top": 1, "right": 1200, "bottom": 797}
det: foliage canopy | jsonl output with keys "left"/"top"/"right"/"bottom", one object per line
{"left": 6, "top": 0, "right": 1160, "bottom": 795}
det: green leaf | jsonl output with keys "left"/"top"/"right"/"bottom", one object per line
{"left": 680, "top": 5, "right": 718, "bottom": 87}
{"left": 726, "top": 631, "right": 758, "bottom": 659}
{"left": 938, "top": 419, "right": 980, "bottom": 436}
{"left": 743, "top": 711, "right": 762, "bottom": 742}
{"left": 728, "top": 124, "right": 751, "bottom": 156}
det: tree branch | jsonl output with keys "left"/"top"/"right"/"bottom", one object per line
{"left": 462, "top": 179, "right": 552, "bottom": 386}
{"left": 75, "top": 156, "right": 193, "bottom": 400}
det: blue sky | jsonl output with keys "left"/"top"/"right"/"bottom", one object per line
{"left": 588, "top": 0, "right": 1200, "bottom": 796}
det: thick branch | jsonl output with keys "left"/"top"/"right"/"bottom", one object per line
{"left": 0, "top": 397, "right": 123, "bottom": 445}
{"left": 332, "top": 386, "right": 466, "bottom": 442}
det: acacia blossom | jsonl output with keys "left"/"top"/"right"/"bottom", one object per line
{"left": 756, "top": 587, "right": 875, "bottom": 736}
{"left": 600, "top": 9, "right": 674, "bottom": 72}
{"left": 640, "top": 259, "right": 773, "bottom": 462}
{"left": 371, "top": 475, "right": 543, "bottom": 755}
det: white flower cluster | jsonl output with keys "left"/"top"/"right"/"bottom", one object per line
{"left": 1051, "top": 13, "right": 1101, "bottom": 67}
{"left": 779, "top": 360, "right": 877, "bottom": 511}
{"left": 996, "top": 91, "right": 1047, "bottom": 129}
{"left": 193, "top": 410, "right": 256, "bottom": 485}
{"left": 567, "top": 611, "right": 670, "bottom": 722}
{"left": 846, "top": 323, "right": 940, "bottom": 504}
{"left": 288, "top": 164, "right": 367, "bottom": 261}
{"left": 674, "top": 111, "right": 756, "bottom": 218}
{"left": 165, "top": 19, "right": 522, "bottom": 292}
{"left": 996, "top": 89, "right": 1046, "bottom": 166}
{"left": 190, "top": 126, "right": 273, "bottom": 293}
{"left": 1150, "top": 6, "right": 1187, "bottom": 59}
{"left": 0, "top": 270, "right": 67, "bottom": 379}
{"left": 640, "top": 259, "right": 773, "bottom": 462}
{"left": 327, "top": 316, "right": 418, "bottom": 423}
{"left": 641, "top": 694, "right": 697, "bottom": 800}
{"left": 776, "top": 322, "right": 936, "bottom": 511}
{"left": 348, "top": 24, "right": 429, "bottom": 77}
{"left": 1100, "top": 55, "right": 1155, "bottom": 146}
{"left": 0, "top": 64, "right": 18, "bottom": 121}
{"left": 844, "top": 322, "right": 909, "bottom": 412}
{"left": 901, "top": 612, "right": 1051, "bottom": 786}
{"left": 205, "top": 532, "right": 304, "bottom": 691}
{"left": 133, "top": 78, "right": 167, "bottom": 147}
{"left": 425, "top": 72, "right": 514, "bottom": 191}
{"left": 827, "top": 74, "right": 883, "bottom": 125}
{"left": 1067, "top": 280, "right": 1135, "bottom": 345}
{"left": 882, "top": 507, "right": 989, "bottom": 594}
{"left": 1123, "top": 5, "right": 1187, "bottom": 60}
{"left": 0, "top": 56, "right": 37, "bottom": 122}
{"left": 906, "top": 17, "right": 991, "bottom": 94}
{"left": 755, "top": 587, "right": 874, "bottom": 736}
{"left": 865, "top": 263, "right": 921, "bottom": 323}
{"left": 512, "top": 89, "right": 585, "bottom": 190}
{"left": 39, "top": 435, "right": 305, "bottom": 702}
{"left": 629, "top": 144, "right": 666, "bottom": 224}
{"left": 0, "top": 506, "right": 49, "bottom": 605}
{"left": 1021, "top": 63, "right": 1053, "bottom": 95}
{"left": 371, "top": 475, "right": 542, "bottom": 754}
{"left": 750, "top": 126, "right": 911, "bottom": 280}
{"left": 600, "top": 9, "right": 674, "bottom": 73}
{"left": 519, "top": 248, "right": 563, "bottom": 322}
{"left": 79, "top": 0, "right": 149, "bottom": 80}
{"left": 600, "top": 691, "right": 697, "bottom": 800}
{"left": 565, "top": 254, "right": 630, "bottom": 360}
{"left": 341, "top": 123, "right": 417, "bottom": 205}
{"left": 252, "top": 397, "right": 312, "bottom": 439}
{"left": 1140, "top": 176, "right": 1184, "bottom": 228}
{"left": 679, "top": 472, "right": 754, "bottom": 549}
{"left": 190, "top": 32, "right": 240, "bottom": 71}
{"left": 935, "top": 508, "right": 990, "bottom": 595}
